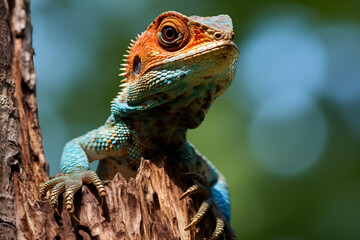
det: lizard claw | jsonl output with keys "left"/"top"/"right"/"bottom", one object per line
{"left": 210, "top": 206, "right": 237, "bottom": 240}
{"left": 181, "top": 173, "right": 236, "bottom": 240}
{"left": 180, "top": 183, "right": 210, "bottom": 200}
{"left": 49, "top": 181, "right": 66, "bottom": 215}
{"left": 184, "top": 198, "right": 212, "bottom": 230}
{"left": 39, "top": 170, "right": 106, "bottom": 223}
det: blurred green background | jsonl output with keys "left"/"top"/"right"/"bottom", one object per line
{"left": 31, "top": 0, "right": 360, "bottom": 239}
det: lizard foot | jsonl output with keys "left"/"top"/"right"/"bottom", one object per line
{"left": 180, "top": 173, "right": 236, "bottom": 240}
{"left": 40, "top": 169, "right": 106, "bottom": 223}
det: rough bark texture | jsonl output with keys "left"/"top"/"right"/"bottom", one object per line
{"left": 0, "top": 1, "right": 213, "bottom": 239}
{"left": 16, "top": 158, "right": 213, "bottom": 240}
{"left": 1, "top": 0, "right": 49, "bottom": 239}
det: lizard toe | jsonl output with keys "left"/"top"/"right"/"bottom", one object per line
{"left": 39, "top": 175, "right": 66, "bottom": 200}
{"left": 81, "top": 171, "right": 106, "bottom": 204}
{"left": 49, "top": 181, "right": 66, "bottom": 214}
{"left": 184, "top": 198, "right": 212, "bottom": 230}
{"left": 180, "top": 183, "right": 210, "bottom": 200}
{"left": 64, "top": 176, "right": 83, "bottom": 223}
{"left": 207, "top": 205, "right": 236, "bottom": 240}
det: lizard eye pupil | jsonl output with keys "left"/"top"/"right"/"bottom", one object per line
{"left": 133, "top": 55, "right": 141, "bottom": 76}
{"left": 165, "top": 27, "right": 176, "bottom": 40}
{"left": 161, "top": 26, "right": 178, "bottom": 43}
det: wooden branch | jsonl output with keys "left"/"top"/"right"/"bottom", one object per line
{"left": 0, "top": 1, "right": 214, "bottom": 239}
{"left": 18, "top": 159, "right": 214, "bottom": 239}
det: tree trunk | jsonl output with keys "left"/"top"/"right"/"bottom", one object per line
{"left": 0, "top": 1, "right": 213, "bottom": 239}
{"left": 0, "top": 0, "right": 49, "bottom": 238}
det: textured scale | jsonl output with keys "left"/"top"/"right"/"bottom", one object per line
{"left": 40, "top": 11, "right": 239, "bottom": 239}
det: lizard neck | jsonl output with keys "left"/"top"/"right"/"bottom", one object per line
{"left": 113, "top": 82, "right": 216, "bottom": 147}
{"left": 121, "top": 110, "right": 187, "bottom": 148}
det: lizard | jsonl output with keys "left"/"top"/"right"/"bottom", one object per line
{"left": 40, "top": 11, "right": 239, "bottom": 239}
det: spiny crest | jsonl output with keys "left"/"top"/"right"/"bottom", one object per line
{"left": 114, "top": 30, "right": 144, "bottom": 106}
{"left": 135, "top": 31, "right": 145, "bottom": 40}
{"left": 112, "top": 80, "right": 128, "bottom": 105}
{"left": 118, "top": 37, "right": 134, "bottom": 80}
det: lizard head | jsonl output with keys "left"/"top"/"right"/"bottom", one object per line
{"left": 112, "top": 11, "right": 239, "bottom": 124}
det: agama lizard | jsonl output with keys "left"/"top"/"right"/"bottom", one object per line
{"left": 40, "top": 11, "right": 239, "bottom": 239}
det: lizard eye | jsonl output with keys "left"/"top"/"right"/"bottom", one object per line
{"left": 157, "top": 18, "right": 190, "bottom": 51}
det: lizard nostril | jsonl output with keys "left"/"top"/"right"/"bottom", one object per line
{"left": 214, "top": 32, "right": 223, "bottom": 40}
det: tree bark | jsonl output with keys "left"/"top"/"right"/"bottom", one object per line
{"left": 0, "top": 1, "right": 213, "bottom": 239}
{"left": 1, "top": 0, "right": 49, "bottom": 239}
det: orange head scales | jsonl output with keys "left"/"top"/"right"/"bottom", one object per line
{"left": 112, "top": 11, "right": 239, "bottom": 122}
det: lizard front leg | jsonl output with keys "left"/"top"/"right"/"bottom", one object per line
{"left": 40, "top": 116, "right": 129, "bottom": 222}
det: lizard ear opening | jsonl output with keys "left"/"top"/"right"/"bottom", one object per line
{"left": 133, "top": 55, "right": 141, "bottom": 76}
{"left": 157, "top": 17, "right": 190, "bottom": 51}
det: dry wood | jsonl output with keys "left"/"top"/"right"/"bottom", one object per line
{"left": 16, "top": 158, "right": 213, "bottom": 239}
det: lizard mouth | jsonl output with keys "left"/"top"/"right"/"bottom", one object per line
{"left": 145, "top": 40, "right": 239, "bottom": 74}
